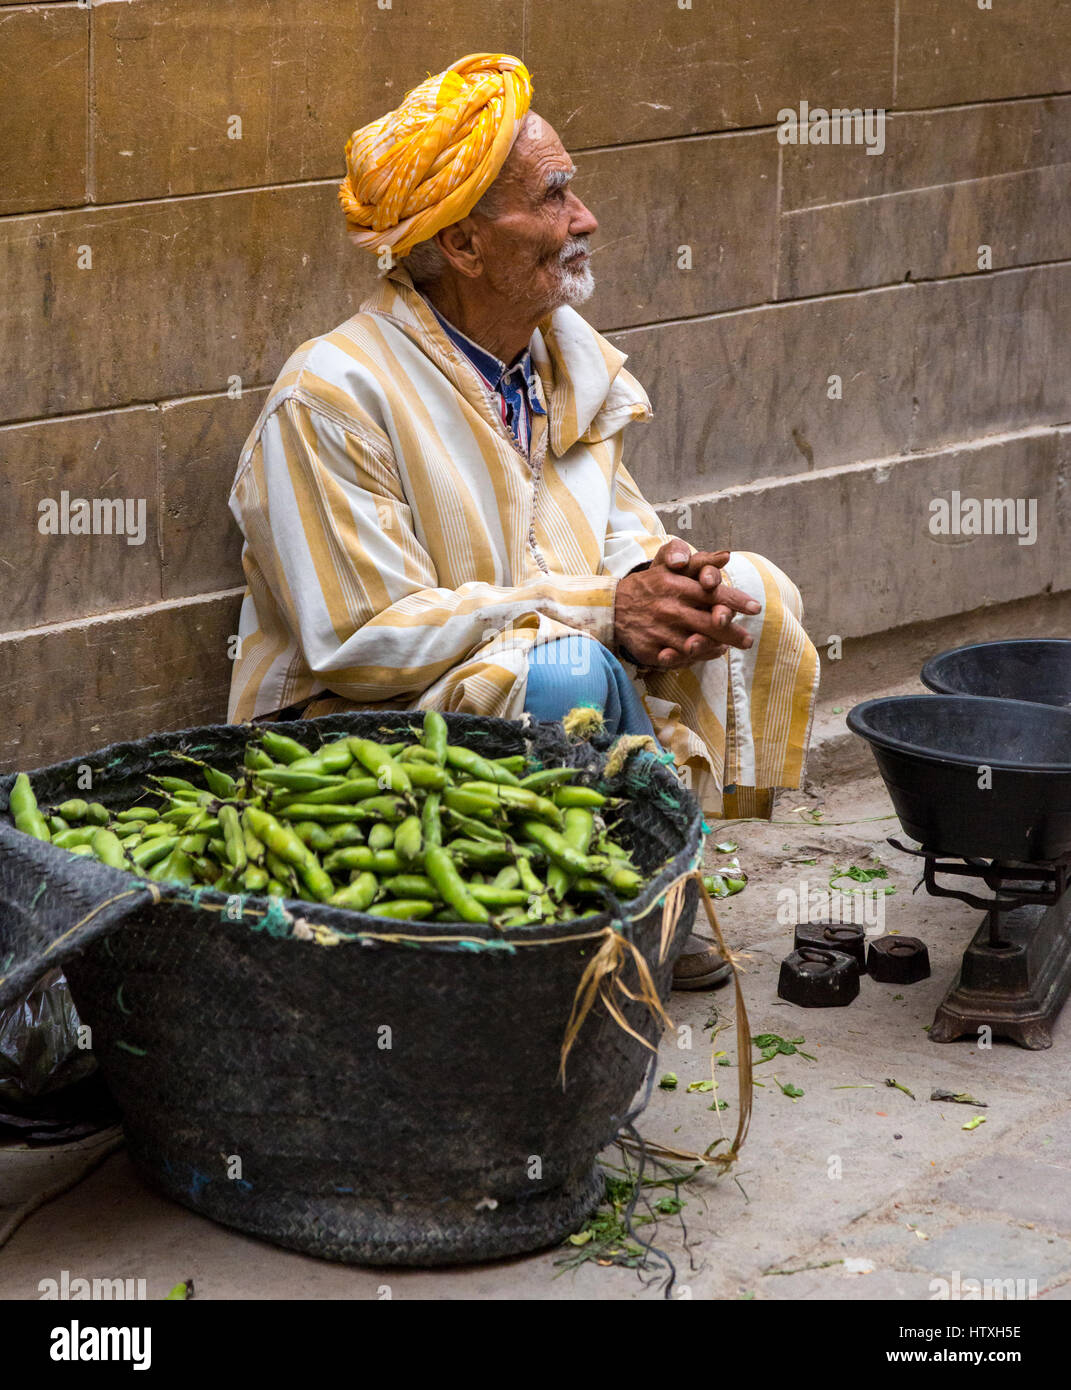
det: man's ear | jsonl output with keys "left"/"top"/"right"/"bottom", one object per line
{"left": 438, "top": 218, "right": 485, "bottom": 279}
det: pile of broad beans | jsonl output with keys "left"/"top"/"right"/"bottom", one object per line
{"left": 5, "top": 714, "right": 654, "bottom": 928}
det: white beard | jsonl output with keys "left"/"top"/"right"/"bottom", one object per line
{"left": 555, "top": 258, "right": 596, "bottom": 306}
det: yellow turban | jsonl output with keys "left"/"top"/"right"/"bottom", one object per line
{"left": 338, "top": 53, "right": 533, "bottom": 258}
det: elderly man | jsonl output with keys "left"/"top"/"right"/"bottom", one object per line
{"left": 228, "top": 53, "right": 819, "bottom": 988}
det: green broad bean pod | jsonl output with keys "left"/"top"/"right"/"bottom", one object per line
{"left": 393, "top": 815, "right": 423, "bottom": 864}
{"left": 129, "top": 837, "right": 180, "bottom": 869}
{"left": 519, "top": 767, "right": 579, "bottom": 791}
{"left": 365, "top": 899, "right": 437, "bottom": 920}
{"left": 90, "top": 828, "right": 126, "bottom": 869}
{"left": 10, "top": 775, "right": 50, "bottom": 842}
{"left": 381, "top": 874, "right": 439, "bottom": 899}
{"left": 270, "top": 778, "right": 379, "bottom": 808}
{"left": 444, "top": 745, "right": 520, "bottom": 786}
{"left": 325, "top": 823, "right": 367, "bottom": 848}
{"left": 421, "top": 792, "right": 442, "bottom": 849}
{"left": 553, "top": 786, "right": 610, "bottom": 809}
{"left": 442, "top": 787, "right": 504, "bottom": 821}
{"left": 243, "top": 807, "right": 311, "bottom": 870}
{"left": 241, "top": 864, "right": 270, "bottom": 893}
{"left": 291, "top": 821, "right": 335, "bottom": 854}
{"left": 257, "top": 769, "right": 349, "bottom": 793}
{"left": 521, "top": 821, "right": 601, "bottom": 877}
{"left": 347, "top": 738, "right": 412, "bottom": 795}
{"left": 327, "top": 872, "right": 379, "bottom": 911}
{"left": 52, "top": 827, "right": 97, "bottom": 850}
{"left": 421, "top": 710, "right": 448, "bottom": 766}
{"left": 456, "top": 782, "right": 564, "bottom": 826}
{"left": 259, "top": 732, "right": 312, "bottom": 765}
{"left": 367, "top": 823, "right": 396, "bottom": 851}
{"left": 218, "top": 805, "right": 247, "bottom": 873}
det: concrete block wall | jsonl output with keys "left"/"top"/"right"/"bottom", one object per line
{"left": 2, "top": 0, "right": 1069, "bottom": 772}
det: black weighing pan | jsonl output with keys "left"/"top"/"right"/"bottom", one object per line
{"left": 921, "top": 639, "right": 1071, "bottom": 709}
{"left": 847, "top": 695, "right": 1071, "bottom": 863}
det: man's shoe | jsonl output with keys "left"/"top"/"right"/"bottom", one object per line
{"left": 672, "top": 935, "right": 733, "bottom": 990}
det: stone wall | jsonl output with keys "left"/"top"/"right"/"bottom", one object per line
{"left": 3, "top": 0, "right": 1069, "bottom": 770}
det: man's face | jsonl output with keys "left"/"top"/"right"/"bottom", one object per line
{"left": 472, "top": 114, "right": 599, "bottom": 319}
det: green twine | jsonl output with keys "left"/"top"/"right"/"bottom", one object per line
{"left": 29, "top": 881, "right": 47, "bottom": 909}
{"left": 259, "top": 898, "right": 292, "bottom": 938}
{"left": 115, "top": 1040, "right": 147, "bottom": 1056}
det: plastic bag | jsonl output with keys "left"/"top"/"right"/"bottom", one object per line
{"left": 0, "top": 968, "right": 96, "bottom": 1106}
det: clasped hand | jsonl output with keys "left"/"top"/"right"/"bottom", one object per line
{"left": 613, "top": 542, "right": 762, "bottom": 670}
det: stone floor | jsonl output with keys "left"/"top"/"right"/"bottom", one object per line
{"left": 3, "top": 770, "right": 1070, "bottom": 1301}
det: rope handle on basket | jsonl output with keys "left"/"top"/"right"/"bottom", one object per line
{"left": 558, "top": 867, "right": 751, "bottom": 1169}
{"left": 693, "top": 872, "right": 753, "bottom": 1167}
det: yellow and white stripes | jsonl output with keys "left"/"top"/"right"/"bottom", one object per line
{"left": 227, "top": 267, "right": 819, "bottom": 813}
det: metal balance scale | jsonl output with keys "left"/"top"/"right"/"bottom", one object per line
{"left": 848, "top": 639, "right": 1071, "bottom": 1050}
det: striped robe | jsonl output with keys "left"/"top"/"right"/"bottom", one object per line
{"left": 227, "top": 267, "right": 819, "bottom": 815}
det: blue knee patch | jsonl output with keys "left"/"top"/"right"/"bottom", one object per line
{"left": 524, "top": 637, "right": 611, "bottom": 722}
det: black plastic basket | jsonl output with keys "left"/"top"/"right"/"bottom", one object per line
{"left": 847, "top": 695, "right": 1071, "bottom": 863}
{"left": 0, "top": 712, "right": 701, "bottom": 1266}
{"left": 921, "top": 639, "right": 1071, "bottom": 709}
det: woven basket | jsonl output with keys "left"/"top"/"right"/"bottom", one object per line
{"left": 0, "top": 712, "right": 701, "bottom": 1266}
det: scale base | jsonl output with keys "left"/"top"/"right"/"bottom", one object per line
{"left": 930, "top": 890, "right": 1071, "bottom": 1049}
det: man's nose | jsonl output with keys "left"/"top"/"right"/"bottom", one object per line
{"left": 569, "top": 195, "right": 598, "bottom": 237}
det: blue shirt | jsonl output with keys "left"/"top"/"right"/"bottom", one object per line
{"left": 423, "top": 297, "right": 546, "bottom": 455}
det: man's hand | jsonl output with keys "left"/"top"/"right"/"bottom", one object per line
{"left": 614, "top": 541, "right": 762, "bottom": 669}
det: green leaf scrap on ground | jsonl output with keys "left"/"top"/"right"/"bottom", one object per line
{"left": 931, "top": 1089, "right": 988, "bottom": 1107}
{"left": 830, "top": 864, "right": 896, "bottom": 896}
{"left": 557, "top": 1166, "right": 695, "bottom": 1273}
{"left": 702, "top": 871, "right": 748, "bottom": 899}
{"left": 772, "top": 1074, "right": 804, "bottom": 1101}
{"left": 713, "top": 841, "right": 738, "bottom": 853}
{"left": 962, "top": 1115, "right": 987, "bottom": 1131}
{"left": 165, "top": 1280, "right": 193, "bottom": 1301}
{"left": 752, "top": 1032, "right": 817, "bottom": 1064}
{"left": 659, "top": 1072, "right": 678, "bottom": 1090}
{"left": 687, "top": 1079, "right": 715, "bottom": 1093}
{"left": 885, "top": 1078, "right": 916, "bottom": 1100}
{"left": 709, "top": 1099, "right": 729, "bottom": 1111}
